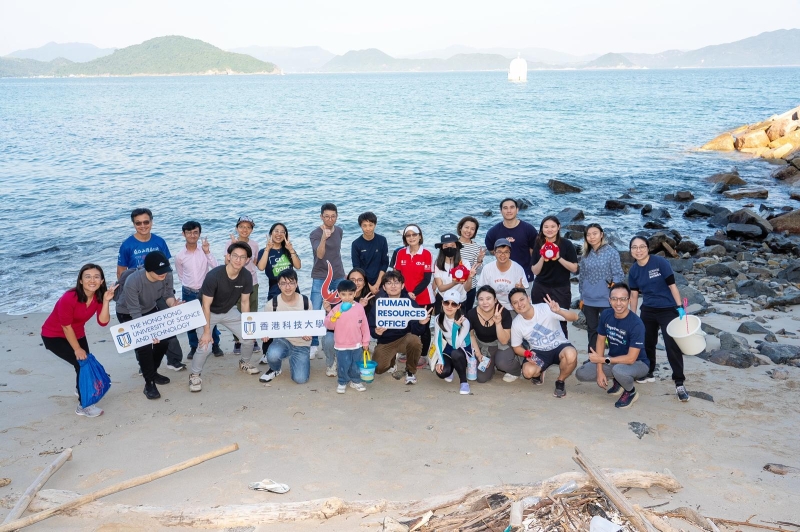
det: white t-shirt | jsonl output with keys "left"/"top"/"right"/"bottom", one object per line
{"left": 511, "top": 303, "right": 567, "bottom": 352}
{"left": 477, "top": 260, "right": 529, "bottom": 310}
{"left": 434, "top": 258, "right": 472, "bottom": 301}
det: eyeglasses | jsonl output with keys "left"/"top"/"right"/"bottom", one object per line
{"left": 184, "top": 230, "right": 200, "bottom": 236}
{"left": 82, "top": 274, "right": 103, "bottom": 281}
{"left": 384, "top": 280, "right": 401, "bottom": 286}
{"left": 322, "top": 215, "right": 337, "bottom": 220}
{"left": 278, "top": 280, "right": 297, "bottom": 287}
{"left": 609, "top": 297, "right": 630, "bottom": 302}
{"left": 443, "top": 301, "right": 460, "bottom": 308}
{"left": 495, "top": 249, "right": 511, "bottom": 255}
{"left": 134, "top": 220, "right": 151, "bottom": 226}
{"left": 229, "top": 253, "right": 249, "bottom": 261}
{"left": 350, "top": 278, "right": 365, "bottom": 284}
{"left": 630, "top": 245, "right": 648, "bottom": 251}
{"left": 404, "top": 233, "right": 419, "bottom": 238}
{"left": 272, "top": 230, "right": 286, "bottom": 235}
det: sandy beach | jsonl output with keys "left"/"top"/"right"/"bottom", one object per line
{"left": 1, "top": 307, "right": 799, "bottom": 531}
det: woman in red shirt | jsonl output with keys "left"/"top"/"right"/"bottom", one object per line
{"left": 390, "top": 224, "right": 434, "bottom": 367}
{"left": 41, "top": 263, "right": 115, "bottom": 417}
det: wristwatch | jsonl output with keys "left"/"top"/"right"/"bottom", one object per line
{"left": 604, "top": 357, "right": 611, "bottom": 365}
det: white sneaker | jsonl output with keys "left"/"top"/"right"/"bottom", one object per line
{"left": 405, "top": 372, "right": 417, "bottom": 385}
{"left": 326, "top": 365, "right": 337, "bottom": 377}
{"left": 239, "top": 359, "right": 260, "bottom": 375}
{"left": 349, "top": 382, "right": 366, "bottom": 392}
{"left": 503, "top": 373, "right": 519, "bottom": 383}
{"left": 259, "top": 354, "right": 269, "bottom": 365}
{"left": 259, "top": 369, "right": 281, "bottom": 382}
{"left": 444, "top": 372, "right": 454, "bottom": 383}
{"left": 309, "top": 346, "right": 318, "bottom": 360}
{"left": 75, "top": 404, "right": 103, "bottom": 417}
{"left": 337, "top": 383, "right": 347, "bottom": 394}
{"left": 388, "top": 363, "right": 398, "bottom": 374}
{"left": 189, "top": 373, "right": 202, "bottom": 392}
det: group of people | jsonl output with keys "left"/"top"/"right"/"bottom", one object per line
{"left": 41, "top": 199, "right": 692, "bottom": 418}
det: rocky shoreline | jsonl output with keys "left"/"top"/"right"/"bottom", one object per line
{"left": 538, "top": 107, "right": 800, "bottom": 373}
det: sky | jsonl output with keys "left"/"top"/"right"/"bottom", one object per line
{"left": 2, "top": 0, "right": 799, "bottom": 57}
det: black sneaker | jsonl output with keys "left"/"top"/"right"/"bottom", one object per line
{"left": 144, "top": 382, "right": 161, "bottom": 400}
{"left": 166, "top": 362, "right": 187, "bottom": 372}
{"left": 212, "top": 344, "right": 224, "bottom": 357}
{"left": 615, "top": 389, "right": 638, "bottom": 409}
{"left": 153, "top": 373, "right": 171, "bottom": 385}
{"left": 187, "top": 347, "right": 196, "bottom": 360}
{"left": 607, "top": 379, "right": 623, "bottom": 396}
{"left": 531, "top": 372, "right": 544, "bottom": 386}
{"left": 676, "top": 385, "right": 690, "bottom": 402}
{"left": 553, "top": 380, "right": 566, "bottom": 398}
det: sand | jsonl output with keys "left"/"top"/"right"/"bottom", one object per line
{"left": 1, "top": 310, "right": 799, "bottom": 531}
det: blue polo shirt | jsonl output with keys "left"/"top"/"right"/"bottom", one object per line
{"left": 117, "top": 234, "right": 171, "bottom": 269}
{"left": 598, "top": 308, "right": 647, "bottom": 364}
{"left": 627, "top": 255, "right": 676, "bottom": 309}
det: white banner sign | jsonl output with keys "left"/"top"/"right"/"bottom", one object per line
{"left": 375, "top": 298, "right": 428, "bottom": 329}
{"left": 240, "top": 310, "right": 327, "bottom": 340}
{"left": 111, "top": 299, "right": 206, "bottom": 353}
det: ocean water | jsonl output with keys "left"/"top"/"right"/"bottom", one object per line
{"left": 1, "top": 69, "right": 798, "bottom": 314}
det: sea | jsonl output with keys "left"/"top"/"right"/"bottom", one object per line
{"left": 1, "top": 68, "right": 798, "bottom": 314}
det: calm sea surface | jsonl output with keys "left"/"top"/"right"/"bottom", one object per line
{"left": 1, "top": 69, "right": 798, "bottom": 314}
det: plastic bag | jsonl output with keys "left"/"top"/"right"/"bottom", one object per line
{"left": 78, "top": 353, "right": 111, "bottom": 408}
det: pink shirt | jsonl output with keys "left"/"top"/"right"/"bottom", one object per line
{"left": 241, "top": 239, "right": 259, "bottom": 286}
{"left": 324, "top": 302, "right": 371, "bottom": 350}
{"left": 41, "top": 290, "right": 108, "bottom": 339}
{"left": 175, "top": 246, "right": 219, "bottom": 290}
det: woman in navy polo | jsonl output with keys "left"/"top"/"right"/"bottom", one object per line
{"left": 627, "top": 235, "right": 689, "bottom": 402}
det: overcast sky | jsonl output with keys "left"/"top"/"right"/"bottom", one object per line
{"left": 2, "top": 0, "right": 799, "bottom": 57}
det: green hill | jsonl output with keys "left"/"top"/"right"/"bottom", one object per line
{"left": 0, "top": 36, "right": 278, "bottom": 77}
{"left": 60, "top": 36, "right": 277, "bottom": 76}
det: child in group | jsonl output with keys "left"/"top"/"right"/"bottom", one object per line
{"left": 323, "top": 279, "right": 371, "bottom": 394}
{"left": 230, "top": 216, "right": 260, "bottom": 355}
{"left": 432, "top": 288, "right": 474, "bottom": 395}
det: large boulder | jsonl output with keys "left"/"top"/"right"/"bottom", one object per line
{"left": 738, "top": 321, "right": 771, "bottom": 335}
{"left": 768, "top": 143, "right": 796, "bottom": 160}
{"left": 758, "top": 342, "right": 800, "bottom": 364}
{"left": 706, "top": 262, "right": 740, "bottom": 277}
{"left": 726, "top": 223, "right": 764, "bottom": 240}
{"left": 719, "top": 332, "right": 751, "bottom": 353}
{"left": 681, "top": 285, "right": 707, "bottom": 308}
{"left": 667, "top": 257, "right": 694, "bottom": 273}
{"left": 770, "top": 210, "right": 800, "bottom": 234}
{"left": 722, "top": 187, "right": 769, "bottom": 200}
{"left": 737, "top": 280, "right": 778, "bottom": 298}
{"left": 684, "top": 202, "right": 715, "bottom": 218}
{"left": 557, "top": 208, "right": 584, "bottom": 223}
{"left": 707, "top": 169, "right": 746, "bottom": 185}
{"left": 734, "top": 130, "right": 770, "bottom": 150}
{"left": 766, "top": 288, "right": 800, "bottom": 308}
{"left": 699, "top": 349, "right": 758, "bottom": 368}
{"left": 548, "top": 179, "right": 582, "bottom": 194}
{"left": 772, "top": 164, "right": 800, "bottom": 181}
{"left": 727, "top": 208, "right": 773, "bottom": 236}
{"left": 675, "top": 191, "right": 694, "bottom": 202}
{"left": 711, "top": 182, "right": 730, "bottom": 194}
{"left": 766, "top": 119, "right": 799, "bottom": 141}
{"left": 765, "top": 234, "right": 800, "bottom": 255}
{"left": 605, "top": 199, "right": 628, "bottom": 211}
{"left": 696, "top": 244, "right": 726, "bottom": 257}
{"left": 647, "top": 232, "right": 676, "bottom": 253}
{"left": 701, "top": 133, "right": 735, "bottom": 151}
{"left": 777, "top": 261, "right": 800, "bottom": 282}
{"left": 676, "top": 240, "right": 699, "bottom": 254}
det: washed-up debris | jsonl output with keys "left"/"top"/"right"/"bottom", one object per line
{"left": 628, "top": 422, "right": 651, "bottom": 439}
{"left": 688, "top": 391, "right": 714, "bottom": 402}
{"left": 764, "top": 463, "right": 800, "bottom": 476}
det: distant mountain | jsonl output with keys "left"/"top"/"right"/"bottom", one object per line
{"left": 229, "top": 45, "right": 334, "bottom": 72}
{"left": 583, "top": 53, "right": 638, "bottom": 69}
{"left": 319, "top": 48, "right": 534, "bottom": 72}
{"left": 622, "top": 28, "right": 800, "bottom": 68}
{"left": 406, "top": 45, "right": 598, "bottom": 65}
{"left": 0, "top": 36, "right": 279, "bottom": 77}
{"left": 8, "top": 42, "right": 114, "bottom": 63}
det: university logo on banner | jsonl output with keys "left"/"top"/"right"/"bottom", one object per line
{"left": 110, "top": 299, "right": 207, "bottom": 354}
{"left": 240, "top": 310, "right": 327, "bottom": 340}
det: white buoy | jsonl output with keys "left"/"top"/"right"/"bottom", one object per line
{"left": 508, "top": 53, "right": 527, "bottom": 82}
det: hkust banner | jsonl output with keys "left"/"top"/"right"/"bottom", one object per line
{"left": 239, "top": 310, "right": 327, "bottom": 340}
{"left": 111, "top": 299, "right": 207, "bottom": 353}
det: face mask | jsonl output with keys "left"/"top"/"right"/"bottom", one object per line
{"left": 443, "top": 248, "right": 457, "bottom": 258}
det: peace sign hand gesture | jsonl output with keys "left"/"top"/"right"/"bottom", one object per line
{"left": 543, "top": 294, "right": 561, "bottom": 314}
{"left": 493, "top": 303, "right": 503, "bottom": 322}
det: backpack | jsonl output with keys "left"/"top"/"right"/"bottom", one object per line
{"left": 271, "top": 295, "right": 310, "bottom": 311}
{"left": 112, "top": 266, "right": 144, "bottom": 302}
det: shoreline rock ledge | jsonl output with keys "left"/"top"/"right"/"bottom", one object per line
{"left": 701, "top": 105, "right": 800, "bottom": 165}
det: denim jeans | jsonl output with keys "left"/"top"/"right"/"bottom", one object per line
{"left": 310, "top": 277, "right": 344, "bottom": 346}
{"left": 267, "top": 338, "right": 311, "bottom": 383}
{"left": 322, "top": 331, "right": 336, "bottom": 367}
{"left": 182, "top": 287, "right": 220, "bottom": 348}
{"left": 335, "top": 347, "right": 363, "bottom": 385}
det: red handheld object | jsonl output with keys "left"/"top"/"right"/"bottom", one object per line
{"left": 449, "top": 264, "right": 471, "bottom": 283}
{"left": 541, "top": 242, "right": 559, "bottom": 261}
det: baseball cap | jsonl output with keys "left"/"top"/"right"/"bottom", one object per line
{"left": 144, "top": 251, "right": 172, "bottom": 275}
{"left": 435, "top": 233, "right": 462, "bottom": 249}
{"left": 237, "top": 216, "right": 255, "bottom": 228}
{"left": 494, "top": 238, "right": 512, "bottom": 249}
{"left": 440, "top": 288, "right": 464, "bottom": 304}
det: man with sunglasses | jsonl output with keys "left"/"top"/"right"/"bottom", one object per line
{"left": 575, "top": 283, "right": 648, "bottom": 409}
{"left": 188, "top": 241, "right": 258, "bottom": 392}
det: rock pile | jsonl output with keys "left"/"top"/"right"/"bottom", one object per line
{"left": 701, "top": 105, "right": 800, "bottom": 164}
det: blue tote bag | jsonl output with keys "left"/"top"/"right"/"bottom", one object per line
{"left": 78, "top": 353, "right": 111, "bottom": 408}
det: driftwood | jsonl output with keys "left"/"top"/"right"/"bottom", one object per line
{"left": 669, "top": 506, "right": 721, "bottom": 532}
{"left": 0, "top": 443, "right": 238, "bottom": 532}
{"left": 1, "top": 448, "right": 72, "bottom": 525}
{"left": 636, "top": 505, "right": 681, "bottom": 532}
{"left": 23, "top": 469, "right": 682, "bottom": 529}
{"left": 764, "top": 463, "right": 800, "bottom": 476}
{"left": 573, "top": 447, "right": 658, "bottom": 532}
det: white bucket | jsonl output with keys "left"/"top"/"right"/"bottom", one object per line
{"left": 666, "top": 314, "right": 706, "bottom": 356}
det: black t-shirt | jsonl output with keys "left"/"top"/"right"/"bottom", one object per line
{"left": 466, "top": 306, "right": 513, "bottom": 343}
{"left": 532, "top": 239, "right": 578, "bottom": 288}
{"left": 201, "top": 265, "right": 253, "bottom": 314}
